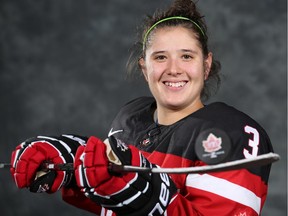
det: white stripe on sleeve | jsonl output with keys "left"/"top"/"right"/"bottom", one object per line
{"left": 186, "top": 174, "right": 261, "bottom": 214}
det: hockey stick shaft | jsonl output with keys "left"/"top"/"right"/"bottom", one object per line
{"left": 1, "top": 152, "right": 280, "bottom": 174}
{"left": 113, "top": 152, "right": 280, "bottom": 174}
{"left": 0, "top": 163, "right": 11, "bottom": 169}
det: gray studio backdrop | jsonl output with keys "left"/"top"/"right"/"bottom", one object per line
{"left": 0, "top": 0, "right": 286, "bottom": 215}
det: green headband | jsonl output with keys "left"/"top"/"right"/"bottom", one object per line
{"left": 142, "top": 16, "right": 205, "bottom": 50}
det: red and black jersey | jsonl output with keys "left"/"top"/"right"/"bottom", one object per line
{"left": 108, "top": 97, "right": 273, "bottom": 215}
{"left": 62, "top": 97, "right": 273, "bottom": 215}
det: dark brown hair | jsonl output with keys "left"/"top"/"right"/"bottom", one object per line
{"left": 126, "top": 0, "right": 221, "bottom": 100}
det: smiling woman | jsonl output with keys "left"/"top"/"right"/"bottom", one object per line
{"left": 127, "top": 1, "right": 222, "bottom": 104}
{"left": 139, "top": 26, "right": 213, "bottom": 124}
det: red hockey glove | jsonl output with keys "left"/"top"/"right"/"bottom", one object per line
{"left": 10, "top": 135, "right": 87, "bottom": 193}
{"left": 74, "top": 136, "right": 177, "bottom": 216}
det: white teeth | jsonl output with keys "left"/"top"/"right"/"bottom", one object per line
{"left": 164, "top": 81, "right": 186, "bottom": 87}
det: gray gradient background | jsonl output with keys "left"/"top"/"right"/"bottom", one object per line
{"left": 0, "top": 0, "right": 286, "bottom": 215}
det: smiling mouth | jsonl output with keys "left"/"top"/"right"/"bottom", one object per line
{"left": 164, "top": 81, "right": 187, "bottom": 88}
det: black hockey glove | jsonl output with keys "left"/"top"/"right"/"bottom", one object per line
{"left": 74, "top": 136, "right": 177, "bottom": 216}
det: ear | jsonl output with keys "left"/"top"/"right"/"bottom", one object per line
{"left": 204, "top": 52, "right": 213, "bottom": 80}
{"left": 139, "top": 57, "right": 148, "bottom": 81}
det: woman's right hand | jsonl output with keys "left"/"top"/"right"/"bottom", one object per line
{"left": 10, "top": 135, "right": 87, "bottom": 193}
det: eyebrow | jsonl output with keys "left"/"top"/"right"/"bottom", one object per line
{"left": 180, "top": 49, "right": 199, "bottom": 54}
{"left": 151, "top": 51, "right": 166, "bottom": 56}
{"left": 151, "top": 49, "right": 199, "bottom": 56}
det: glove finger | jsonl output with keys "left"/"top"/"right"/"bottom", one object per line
{"left": 10, "top": 143, "right": 24, "bottom": 169}
{"left": 74, "top": 145, "right": 85, "bottom": 169}
{"left": 75, "top": 145, "right": 87, "bottom": 188}
{"left": 83, "top": 136, "right": 107, "bottom": 167}
{"left": 49, "top": 156, "right": 67, "bottom": 192}
{"left": 75, "top": 137, "right": 110, "bottom": 188}
{"left": 85, "top": 137, "right": 111, "bottom": 187}
{"left": 12, "top": 148, "right": 46, "bottom": 188}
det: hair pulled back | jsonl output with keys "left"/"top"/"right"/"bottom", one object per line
{"left": 127, "top": 0, "right": 221, "bottom": 100}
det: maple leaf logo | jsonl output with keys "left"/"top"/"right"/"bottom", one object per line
{"left": 202, "top": 133, "right": 222, "bottom": 153}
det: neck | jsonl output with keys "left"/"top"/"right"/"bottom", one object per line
{"left": 156, "top": 101, "right": 204, "bottom": 125}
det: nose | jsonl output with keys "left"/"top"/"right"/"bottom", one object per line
{"left": 167, "top": 59, "right": 181, "bottom": 76}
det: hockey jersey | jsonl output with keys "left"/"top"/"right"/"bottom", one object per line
{"left": 62, "top": 97, "right": 274, "bottom": 216}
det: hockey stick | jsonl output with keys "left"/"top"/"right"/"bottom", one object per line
{"left": 112, "top": 153, "right": 280, "bottom": 174}
{"left": 0, "top": 163, "right": 11, "bottom": 169}
{"left": 1, "top": 152, "right": 279, "bottom": 174}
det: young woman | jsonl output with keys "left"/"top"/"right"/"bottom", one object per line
{"left": 10, "top": 0, "right": 274, "bottom": 215}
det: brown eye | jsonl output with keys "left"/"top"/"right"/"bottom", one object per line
{"left": 182, "top": 54, "right": 193, "bottom": 60}
{"left": 155, "top": 55, "right": 167, "bottom": 61}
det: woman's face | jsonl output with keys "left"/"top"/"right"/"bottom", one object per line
{"left": 140, "top": 26, "right": 212, "bottom": 113}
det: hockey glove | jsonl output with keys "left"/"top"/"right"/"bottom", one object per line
{"left": 74, "top": 136, "right": 177, "bottom": 216}
{"left": 11, "top": 135, "right": 87, "bottom": 193}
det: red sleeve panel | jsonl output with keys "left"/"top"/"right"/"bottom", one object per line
{"left": 61, "top": 187, "right": 102, "bottom": 215}
{"left": 145, "top": 151, "right": 268, "bottom": 216}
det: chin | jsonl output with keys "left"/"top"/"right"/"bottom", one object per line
{"left": 163, "top": 100, "right": 186, "bottom": 110}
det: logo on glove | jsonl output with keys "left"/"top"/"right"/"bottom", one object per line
{"left": 115, "top": 138, "right": 129, "bottom": 152}
{"left": 36, "top": 183, "right": 50, "bottom": 193}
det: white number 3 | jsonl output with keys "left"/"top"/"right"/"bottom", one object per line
{"left": 243, "top": 125, "right": 259, "bottom": 158}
